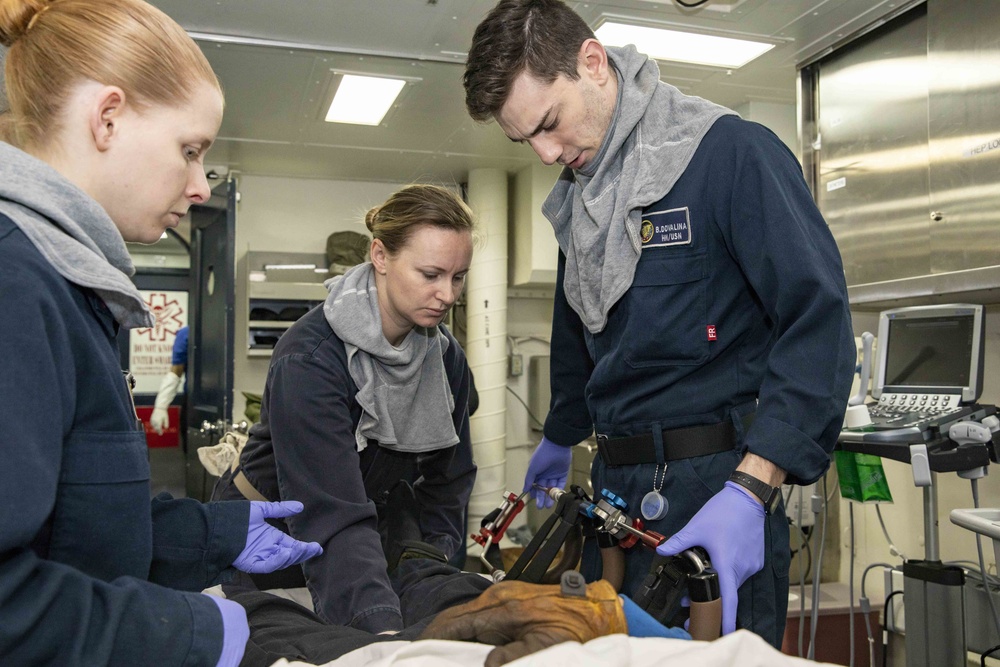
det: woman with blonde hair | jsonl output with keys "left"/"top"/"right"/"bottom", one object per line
{"left": 0, "top": 1, "right": 320, "bottom": 664}
{"left": 213, "top": 184, "right": 478, "bottom": 635}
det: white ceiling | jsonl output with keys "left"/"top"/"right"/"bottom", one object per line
{"left": 5, "top": 0, "right": 914, "bottom": 184}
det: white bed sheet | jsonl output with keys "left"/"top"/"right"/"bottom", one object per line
{"left": 267, "top": 630, "right": 841, "bottom": 667}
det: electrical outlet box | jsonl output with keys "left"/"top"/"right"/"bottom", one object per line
{"left": 883, "top": 566, "right": 905, "bottom": 633}
{"left": 783, "top": 483, "right": 817, "bottom": 527}
{"left": 509, "top": 353, "right": 524, "bottom": 377}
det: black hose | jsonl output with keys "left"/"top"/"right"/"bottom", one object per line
{"left": 882, "top": 590, "right": 904, "bottom": 667}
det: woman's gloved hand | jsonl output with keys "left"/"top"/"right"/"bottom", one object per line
{"left": 522, "top": 436, "right": 572, "bottom": 508}
{"left": 419, "top": 578, "right": 627, "bottom": 667}
{"left": 204, "top": 594, "right": 249, "bottom": 667}
{"left": 233, "top": 501, "right": 323, "bottom": 573}
{"left": 655, "top": 481, "right": 765, "bottom": 635}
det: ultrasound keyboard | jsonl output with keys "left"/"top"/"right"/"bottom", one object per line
{"left": 841, "top": 392, "right": 978, "bottom": 443}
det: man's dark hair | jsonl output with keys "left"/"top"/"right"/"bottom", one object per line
{"left": 463, "top": 0, "right": 595, "bottom": 122}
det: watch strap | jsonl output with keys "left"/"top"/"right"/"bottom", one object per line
{"left": 728, "top": 471, "right": 780, "bottom": 514}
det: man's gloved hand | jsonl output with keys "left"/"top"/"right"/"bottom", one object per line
{"left": 523, "top": 436, "right": 572, "bottom": 509}
{"left": 233, "top": 501, "right": 323, "bottom": 573}
{"left": 204, "top": 594, "right": 248, "bottom": 667}
{"left": 150, "top": 371, "right": 182, "bottom": 435}
{"left": 419, "top": 578, "right": 627, "bottom": 667}
{"left": 656, "top": 481, "right": 765, "bottom": 635}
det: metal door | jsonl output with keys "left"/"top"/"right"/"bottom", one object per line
{"left": 185, "top": 179, "right": 237, "bottom": 500}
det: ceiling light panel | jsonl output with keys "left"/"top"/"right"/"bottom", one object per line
{"left": 325, "top": 74, "right": 406, "bottom": 126}
{"left": 595, "top": 21, "right": 774, "bottom": 68}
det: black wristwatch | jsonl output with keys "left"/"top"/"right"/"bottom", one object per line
{"left": 728, "top": 471, "right": 781, "bottom": 515}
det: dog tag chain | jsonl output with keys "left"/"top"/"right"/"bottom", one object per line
{"left": 641, "top": 463, "right": 669, "bottom": 521}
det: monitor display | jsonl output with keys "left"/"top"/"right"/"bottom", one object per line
{"left": 873, "top": 304, "right": 984, "bottom": 403}
{"left": 883, "top": 316, "right": 974, "bottom": 387}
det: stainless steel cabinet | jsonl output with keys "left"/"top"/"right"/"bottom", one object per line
{"left": 801, "top": 0, "right": 1000, "bottom": 305}
{"left": 926, "top": 0, "right": 1000, "bottom": 274}
{"left": 813, "top": 6, "right": 930, "bottom": 287}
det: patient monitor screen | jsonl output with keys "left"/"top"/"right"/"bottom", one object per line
{"left": 884, "top": 315, "right": 975, "bottom": 388}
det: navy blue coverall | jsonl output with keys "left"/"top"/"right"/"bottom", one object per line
{"left": 0, "top": 214, "right": 250, "bottom": 666}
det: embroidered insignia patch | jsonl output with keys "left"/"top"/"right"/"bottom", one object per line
{"left": 640, "top": 219, "right": 654, "bottom": 244}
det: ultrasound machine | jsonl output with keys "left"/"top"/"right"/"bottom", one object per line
{"left": 840, "top": 303, "right": 987, "bottom": 445}
{"left": 838, "top": 304, "right": 1000, "bottom": 667}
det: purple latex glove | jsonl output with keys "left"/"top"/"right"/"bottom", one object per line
{"left": 523, "top": 436, "right": 572, "bottom": 509}
{"left": 656, "top": 481, "right": 765, "bottom": 635}
{"left": 233, "top": 500, "right": 323, "bottom": 573}
{"left": 205, "top": 594, "right": 248, "bottom": 667}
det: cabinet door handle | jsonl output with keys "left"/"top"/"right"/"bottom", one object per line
{"left": 930, "top": 211, "right": 944, "bottom": 222}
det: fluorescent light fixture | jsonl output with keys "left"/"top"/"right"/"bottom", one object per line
{"left": 595, "top": 21, "right": 774, "bottom": 68}
{"left": 325, "top": 74, "right": 406, "bottom": 126}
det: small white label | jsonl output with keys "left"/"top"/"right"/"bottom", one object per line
{"left": 963, "top": 136, "right": 1000, "bottom": 158}
{"left": 826, "top": 177, "right": 846, "bottom": 192}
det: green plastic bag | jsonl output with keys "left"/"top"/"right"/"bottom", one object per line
{"left": 835, "top": 450, "right": 894, "bottom": 503}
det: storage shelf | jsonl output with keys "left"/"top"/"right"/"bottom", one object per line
{"left": 248, "top": 281, "right": 328, "bottom": 301}
{"left": 246, "top": 251, "right": 330, "bottom": 358}
{"left": 248, "top": 320, "right": 295, "bottom": 329}
{"left": 848, "top": 265, "right": 1000, "bottom": 311}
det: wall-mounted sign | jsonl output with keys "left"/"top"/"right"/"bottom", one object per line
{"left": 129, "top": 290, "right": 188, "bottom": 394}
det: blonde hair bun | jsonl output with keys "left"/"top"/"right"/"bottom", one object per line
{"left": 364, "top": 205, "right": 380, "bottom": 233}
{"left": 366, "top": 184, "right": 475, "bottom": 256}
{"left": 1, "top": 0, "right": 220, "bottom": 148}
{"left": 0, "top": 0, "right": 50, "bottom": 47}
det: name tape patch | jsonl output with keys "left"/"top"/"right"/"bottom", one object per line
{"left": 640, "top": 207, "right": 692, "bottom": 248}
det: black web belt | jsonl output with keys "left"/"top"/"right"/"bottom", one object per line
{"left": 596, "top": 413, "right": 754, "bottom": 466}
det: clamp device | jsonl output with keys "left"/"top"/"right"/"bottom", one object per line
{"left": 471, "top": 490, "right": 528, "bottom": 579}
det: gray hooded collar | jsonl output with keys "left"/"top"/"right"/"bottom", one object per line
{"left": 0, "top": 141, "right": 153, "bottom": 329}
{"left": 323, "top": 262, "right": 458, "bottom": 454}
{"left": 542, "top": 45, "right": 736, "bottom": 334}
